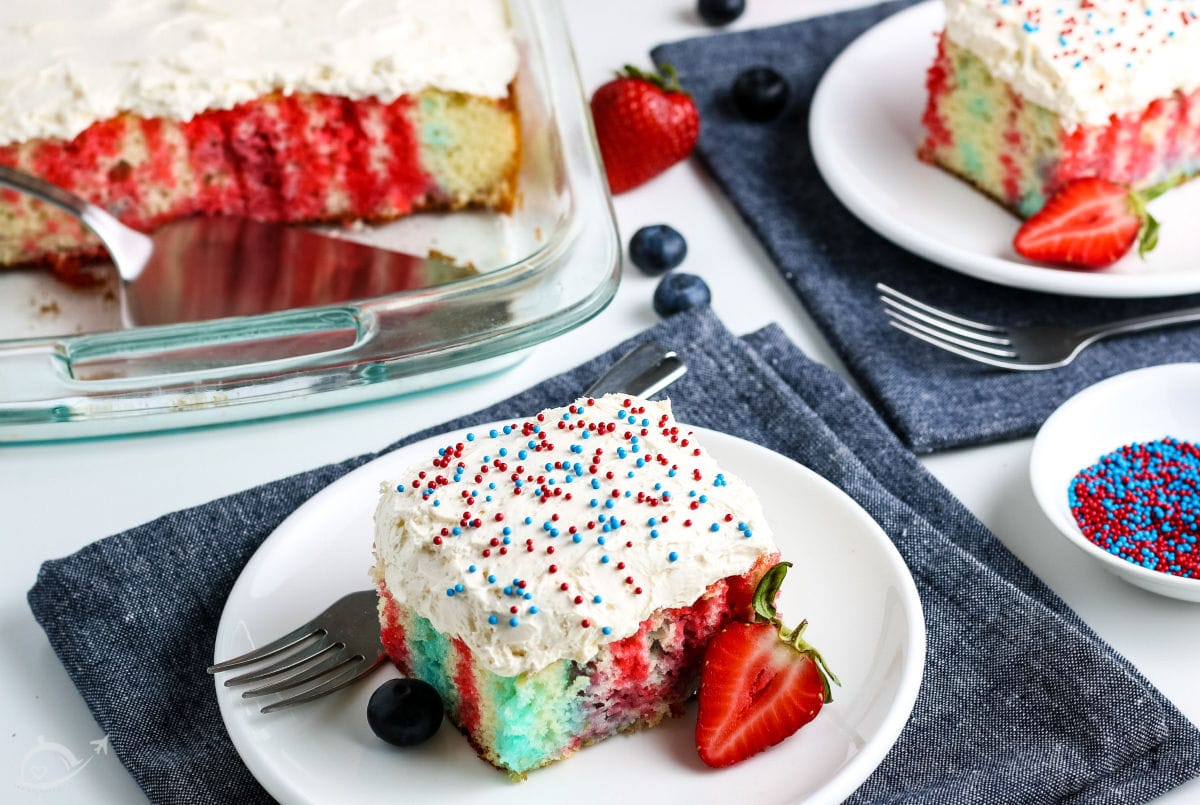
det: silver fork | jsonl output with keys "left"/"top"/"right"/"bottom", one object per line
{"left": 208, "top": 590, "right": 384, "bottom": 714}
{"left": 210, "top": 342, "right": 687, "bottom": 712}
{"left": 877, "top": 283, "right": 1200, "bottom": 371}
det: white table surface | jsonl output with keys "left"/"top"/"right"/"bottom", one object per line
{"left": 3, "top": 1, "right": 1198, "bottom": 802}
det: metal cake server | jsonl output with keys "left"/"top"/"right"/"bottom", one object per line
{"left": 0, "top": 165, "right": 471, "bottom": 327}
{"left": 209, "top": 342, "right": 687, "bottom": 712}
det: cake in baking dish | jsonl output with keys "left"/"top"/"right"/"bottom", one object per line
{"left": 0, "top": 0, "right": 520, "bottom": 269}
{"left": 372, "top": 394, "right": 779, "bottom": 777}
{"left": 919, "top": 0, "right": 1200, "bottom": 216}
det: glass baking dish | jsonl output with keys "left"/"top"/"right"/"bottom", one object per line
{"left": 0, "top": 0, "right": 619, "bottom": 442}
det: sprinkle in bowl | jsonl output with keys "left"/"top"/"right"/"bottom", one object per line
{"left": 1030, "top": 363, "right": 1200, "bottom": 603}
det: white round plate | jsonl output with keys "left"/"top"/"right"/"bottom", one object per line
{"left": 810, "top": 1, "right": 1200, "bottom": 299}
{"left": 215, "top": 425, "right": 925, "bottom": 804}
{"left": 1030, "top": 364, "right": 1200, "bottom": 601}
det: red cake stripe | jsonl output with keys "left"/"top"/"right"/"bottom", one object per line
{"left": 917, "top": 33, "right": 955, "bottom": 159}
{"left": 1000, "top": 90, "right": 1024, "bottom": 205}
{"left": 380, "top": 95, "right": 431, "bottom": 213}
{"left": 181, "top": 112, "right": 245, "bottom": 217}
{"left": 451, "top": 638, "right": 483, "bottom": 738}
{"left": 377, "top": 584, "right": 411, "bottom": 672}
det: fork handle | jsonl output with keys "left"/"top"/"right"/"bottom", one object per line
{"left": 1080, "top": 306, "right": 1200, "bottom": 340}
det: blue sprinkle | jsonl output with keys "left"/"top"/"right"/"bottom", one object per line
{"left": 446, "top": 588, "right": 456, "bottom": 597}
{"left": 593, "top": 595, "right": 603, "bottom": 603}
{"left": 602, "top": 626, "right": 612, "bottom": 635}
{"left": 668, "top": 551, "right": 679, "bottom": 562}
{"left": 488, "top": 614, "right": 498, "bottom": 625}
{"left": 509, "top": 617, "right": 519, "bottom": 627}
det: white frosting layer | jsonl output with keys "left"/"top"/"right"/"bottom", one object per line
{"left": 374, "top": 395, "right": 777, "bottom": 678}
{"left": 943, "top": 0, "right": 1200, "bottom": 127}
{"left": 0, "top": 0, "right": 518, "bottom": 146}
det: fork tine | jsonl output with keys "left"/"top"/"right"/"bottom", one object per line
{"left": 241, "top": 651, "right": 358, "bottom": 698}
{"left": 222, "top": 638, "right": 335, "bottom": 687}
{"left": 880, "top": 297, "right": 1013, "bottom": 346}
{"left": 884, "top": 309, "right": 1018, "bottom": 357}
{"left": 876, "top": 283, "right": 1006, "bottom": 333}
{"left": 259, "top": 653, "right": 386, "bottom": 714}
{"left": 886, "top": 320, "right": 1026, "bottom": 370}
{"left": 207, "top": 625, "right": 324, "bottom": 674}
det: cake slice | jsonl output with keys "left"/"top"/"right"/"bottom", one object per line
{"left": 372, "top": 395, "right": 779, "bottom": 777}
{"left": 0, "top": 0, "right": 519, "bottom": 269}
{"left": 919, "top": 0, "right": 1200, "bottom": 216}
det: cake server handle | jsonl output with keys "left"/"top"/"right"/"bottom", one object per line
{"left": 583, "top": 342, "right": 687, "bottom": 399}
{"left": 0, "top": 164, "right": 152, "bottom": 282}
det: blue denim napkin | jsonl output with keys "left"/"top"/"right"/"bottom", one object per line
{"left": 652, "top": 0, "right": 1200, "bottom": 453}
{"left": 27, "top": 307, "right": 1200, "bottom": 803}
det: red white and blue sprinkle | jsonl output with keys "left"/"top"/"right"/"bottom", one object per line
{"left": 1069, "top": 436, "right": 1200, "bottom": 578}
{"left": 400, "top": 396, "right": 761, "bottom": 639}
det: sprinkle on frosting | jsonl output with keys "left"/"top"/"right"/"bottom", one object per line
{"left": 374, "top": 395, "right": 776, "bottom": 677}
{"left": 943, "top": 0, "right": 1200, "bottom": 126}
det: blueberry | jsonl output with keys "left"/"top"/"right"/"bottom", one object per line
{"left": 653, "top": 272, "right": 711, "bottom": 317}
{"left": 367, "top": 678, "right": 444, "bottom": 747}
{"left": 698, "top": 0, "right": 746, "bottom": 26}
{"left": 733, "top": 67, "right": 790, "bottom": 122}
{"left": 629, "top": 224, "right": 688, "bottom": 275}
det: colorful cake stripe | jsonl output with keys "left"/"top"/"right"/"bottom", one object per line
{"left": 0, "top": 88, "right": 518, "bottom": 268}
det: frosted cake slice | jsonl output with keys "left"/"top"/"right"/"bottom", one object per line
{"left": 0, "top": 0, "right": 519, "bottom": 269}
{"left": 919, "top": 0, "right": 1200, "bottom": 216}
{"left": 372, "top": 394, "right": 779, "bottom": 777}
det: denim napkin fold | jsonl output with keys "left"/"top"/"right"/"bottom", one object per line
{"left": 652, "top": 0, "right": 1200, "bottom": 453}
{"left": 28, "top": 307, "right": 1200, "bottom": 804}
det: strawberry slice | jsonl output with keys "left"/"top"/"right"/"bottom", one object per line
{"left": 695, "top": 561, "right": 839, "bottom": 768}
{"left": 1013, "top": 176, "right": 1177, "bottom": 269}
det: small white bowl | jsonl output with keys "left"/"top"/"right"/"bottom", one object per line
{"left": 1030, "top": 363, "right": 1200, "bottom": 602}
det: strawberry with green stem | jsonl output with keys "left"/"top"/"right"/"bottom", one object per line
{"left": 695, "top": 561, "right": 840, "bottom": 768}
{"left": 590, "top": 64, "right": 699, "bottom": 194}
{"left": 1014, "top": 176, "right": 1182, "bottom": 269}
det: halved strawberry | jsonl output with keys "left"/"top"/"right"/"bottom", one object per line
{"left": 1013, "top": 176, "right": 1177, "bottom": 269}
{"left": 695, "top": 561, "right": 839, "bottom": 768}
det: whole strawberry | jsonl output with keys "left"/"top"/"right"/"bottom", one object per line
{"left": 695, "top": 561, "right": 839, "bottom": 768}
{"left": 590, "top": 64, "right": 699, "bottom": 194}
{"left": 1013, "top": 176, "right": 1178, "bottom": 269}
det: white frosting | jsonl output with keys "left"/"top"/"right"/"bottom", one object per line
{"left": 0, "top": 0, "right": 518, "bottom": 146}
{"left": 374, "top": 395, "right": 777, "bottom": 678}
{"left": 943, "top": 0, "right": 1200, "bottom": 127}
